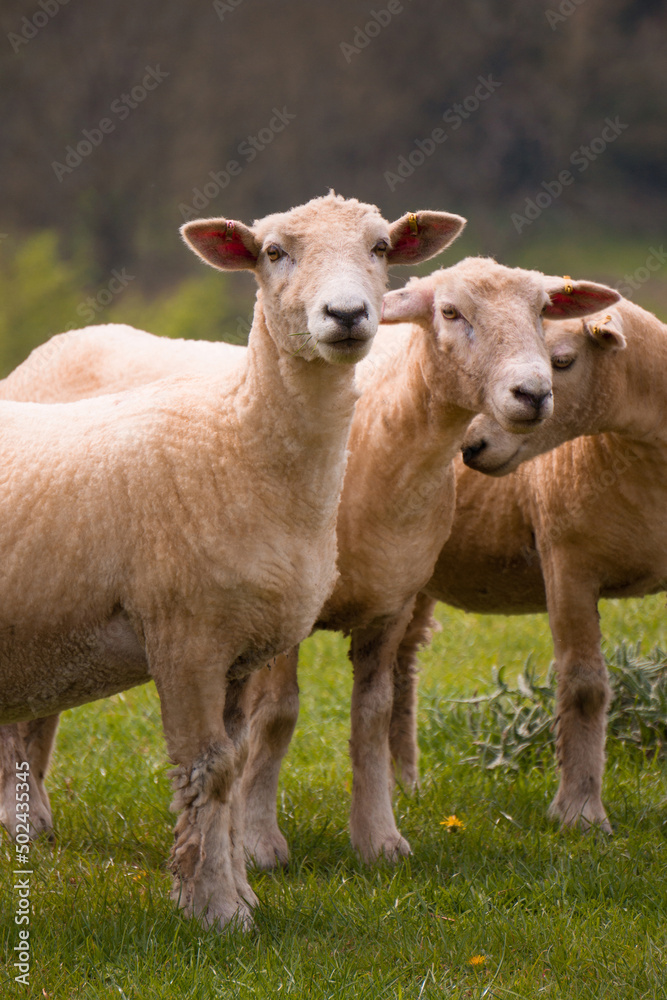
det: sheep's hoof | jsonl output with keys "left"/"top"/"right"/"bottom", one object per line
{"left": 201, "top": 897, "right": 255, "bottom": 933}
{"left": 355, "top": 832, "right": 412, "bottom": 864}
{"left": 548, "top": 794, "right": 613, "bottom": 836}
{"left": 233, "top": 876, "right": 260, "bottom": 910}
{"left": 381, "top": 835, "right": 412, "bottom": 863}
{"left": 394, "top": 764, "right": 420, "bottom": 794}
{"left": 0, "top": 804, "right": 53, "bottom": 842}
{"left": 173, "top": 882, "right": 255, "bottom": 932}
{"left": 244, "top": 826, "right": 289, "bottom": 870}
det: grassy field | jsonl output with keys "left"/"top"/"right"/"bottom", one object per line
{"left": 1, "top": 596, "right": 666, "bottom": 999}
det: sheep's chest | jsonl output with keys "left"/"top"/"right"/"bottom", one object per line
{"left": 0, "top": 611, "right": 150, "bottom": 723}
{"left": 191, "top": 525, "right": 340, "bottom": 674}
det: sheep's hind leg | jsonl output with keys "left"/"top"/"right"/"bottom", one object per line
{"left": 389, "top": 594, "right": 437, "bottom": 790}
{"left": 349, "top": 604, "right": 416, "bottom": 863}
{"left": 0, "top": 717, "right": 59, "bottom": 840}
{"left": 151, "top": 636, "right": 256, "bottom": 931}
{"left": 241, "top": 648, "right": 299, "bottom": 869}
{"left": 544, "top": 562, "right": 612, "bottom": 834}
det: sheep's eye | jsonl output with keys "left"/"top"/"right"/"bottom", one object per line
{"left": 373, "top": 240, "right": 389, "bottom": 256}
{"left": 441, "top": 305, "right": 459, "bottom": 320}
{"left": 266, "top": 244, "right": 283, "bottom": 262}
{"left": 552, "top": 355, "right": 575, "bottom": 370}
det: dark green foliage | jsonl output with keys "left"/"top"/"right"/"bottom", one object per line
{"left": 444, "top": 645, "right": 667, "bottom": 772}
{"left": 2, "top": 0, "right": 666, "bottom": 285}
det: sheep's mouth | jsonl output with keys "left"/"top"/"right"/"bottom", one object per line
{"left": 317, "top": 334, "right": 374, "bottom": 361}
{"left": 328, "top": 336, "right": 369, "bottom": 351}
{"left": 498, "top": 413, "right": 549, "bottom": 434}
{"left": 470, "top": 454, "right": 521, "bottom": 477}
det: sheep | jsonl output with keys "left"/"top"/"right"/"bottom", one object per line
{"left": 0, "top": 257, "right": 620, "bottom": 865}
{"left": 0, "top": 324, "right": 246, "bottom": 402}
{"left": 415, "top": 296, "right": 665, "bottom": 833}
{"left": 372, "top": 296, "right": 661, "bottom": 835}
{"left": 0, "top": 193, "right": 466, "bottom": 928}
{"left": 241, "top": 266, "right": 620, "bottom": 864}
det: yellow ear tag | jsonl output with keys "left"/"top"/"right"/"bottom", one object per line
{"left": 408, "top": 213, "right": 419, "bottom": 235}
{"left": 563, "top": 275, "right": 573, "bottom": 294}
{"left": 592, "top": 314, "right": 613, "bottom": 335}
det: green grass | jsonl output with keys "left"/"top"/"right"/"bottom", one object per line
{"left": 1, "top": 597, "right": 666, "bottom": 998}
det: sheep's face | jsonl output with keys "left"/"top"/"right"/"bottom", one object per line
{"left": 251, "top": 197, "right": 395, "bottom": 366}
{"left": 381, "top": 258, "right": 620, "bottom": 434}
{"left": 181, "top": 195, "right": 465, "bottom": 366}
{"left": 461, "top": 308, "right": 627, "bottom": 476}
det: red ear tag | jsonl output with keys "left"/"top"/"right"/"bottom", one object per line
{"left": 225, "top": 221, "right": 236, "bottom": 241}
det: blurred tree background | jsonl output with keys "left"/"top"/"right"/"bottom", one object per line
{"left": 0, "top": 0, "right": 665, "bottom": 375}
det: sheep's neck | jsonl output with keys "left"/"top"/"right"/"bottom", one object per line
{"left": 606, "top": 304, "right": 667, "bottom": 449}
{"left": 325, "top": 330, "right": 472, "bottom": 627}
{"left": 349, "top": 328, "right": 471, "bottom": 505}
{"left": 237, "top": 300, "right": 359, "bottom": 523}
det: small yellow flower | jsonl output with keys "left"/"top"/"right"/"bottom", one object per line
{"left": 440, "top": 814, "right": 465, "bottom": 832}
{"left": 469, "top": 954, "right": 486, "bottom": 967}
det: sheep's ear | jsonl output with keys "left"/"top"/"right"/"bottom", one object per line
{"left": 181, "top": 218, "right": 260, "bottom": 271}
{"left": 387, "top": 211, "right": 466, "bottom": 265}
{"left": 585, "top": 309, "right": 627, "bottom": 351}
{"left": 381, "top": 284, "right": 434, "bottom": 323}
{"left": 543, "top": 276, "right": 620, "bottom": 319}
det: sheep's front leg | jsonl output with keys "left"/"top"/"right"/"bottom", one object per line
{"left": 349, "top": 605, "right": 415, "bottom": 863}
{"left": 241, "top": 648, "right": 299, "bottom": 869}
{"left": 21, "top": 715, "right": 60, "bottom": 835}
{"left": 223, "top": 674, "right": 259, "bottom": 913}
{"left": 152, "top": 640, "right": 257, "bottom": 930}
{"left": 389, "top": 594, "right": 438, "bottom": 790}
{"left": 0, "top": 716, "right": 59, "bottom": 840}
{"left": 0, "top": 725, "right": 27, "bottom": 839}
{"left": 543, "top": 557, "right": 612, "bottom": 833}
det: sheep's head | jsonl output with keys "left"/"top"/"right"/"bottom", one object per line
{"left": 381, "top": 258, "right": 620, "bottom": 433}
{"left": 461, "top": 307, "right": 627, "bottom": 476}
{"left": 181, "top": 194, "right": 465, "bottom": 365}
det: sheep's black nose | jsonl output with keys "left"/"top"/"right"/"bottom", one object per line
{"left": 325, "top": 304, "right": 369, "bottom": 329}
{"left": 461, "top": 439, "right": 487, "bottom": 467}
{"left": 511, "top": 386, "right": 553, "bottom": 414}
